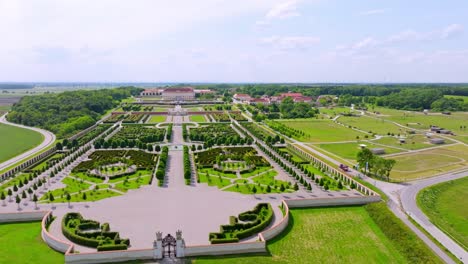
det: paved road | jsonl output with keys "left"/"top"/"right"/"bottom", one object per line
{"left": 400, "top": 171, "right": 468, "bottom": 262}
{"left": 0, "top": 114, "right": 56, "bottom": 171}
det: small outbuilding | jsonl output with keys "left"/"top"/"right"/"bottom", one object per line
{"left": 371, "top": 148, "right": 386, "bottom": 155}
{"left": 430, "top": 138, "right": 445, "bottom": 144}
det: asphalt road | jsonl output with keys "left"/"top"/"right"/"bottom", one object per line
{"left": 0, "top": 114, "right": 56, "bottom": 172}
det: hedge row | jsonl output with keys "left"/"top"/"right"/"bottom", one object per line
{"left": 209, "top": 203, "right": 273, "bottom": 244}
{"left": 62, "top": 212, "right": 130, "bottom": 250}
{"left": 156, "top": 146, "right": 169, "bottom": 185}
{"left": 183, "top": 146, "right": 191, "bottom": 184}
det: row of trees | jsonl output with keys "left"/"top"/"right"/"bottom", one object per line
{"left": 8, "top": 86, "right": 142, "bottom": 138}
{"left": 357, "top": 148, "right": 396, "bottom": 181}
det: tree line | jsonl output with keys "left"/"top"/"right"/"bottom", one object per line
{"left": 7, "top": 86, "right": 142, "bottom": 138}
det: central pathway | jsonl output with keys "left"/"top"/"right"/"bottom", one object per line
{"left": 166, "top": 116, "right": 187, "bottom": 188}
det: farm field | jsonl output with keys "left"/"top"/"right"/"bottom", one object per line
{"left": 390, "top": 144, "right": 468, "bottom": 181}
{"left": 0, "top": 221, "right": 63, "bottom": 264}
{"left": 337, "top": 115, "right": 407, "bottom": 135}
{"left": 146, "top": 115, "right": 166, "bottom": 123}
{"left": 190, "top": 115, "right": 207, "bottom": 122}
{"left": 0, "top": 123, "right": 44, "bottom": 163}
{"left": 194, "top": 206, "right": 408, "bottom": 264}
{"left": 417, "top": 176, "right": 468, "bottom": 249}
{"left": 277, "top": 119, "right": 365, "bottom": 142}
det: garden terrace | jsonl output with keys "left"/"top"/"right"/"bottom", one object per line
{"left": 107, "top": 125, "right": 166, "bottom": 145}
{"left": 104, "top": 114, "right": 125, "bottom": 123}
{"left": 211, "top": 112, "right": 231, "bottom": 122}
{"left": 62, "top": 212, "right": 130, "bottom": 251}
{"left": 209, "top": 203, "right": 273, "bottom": 244}
{"left": 77, "top": 124, "right": 112, "bottom": 146}
{"left": 189, "top": 124, "right": 248, "bottom": 147}
{"left": 72, "top": 150, "right": 157, "bottom": 173}
{"left": 122, "top": 113, "right": 146, "bottom": 123}
{"left": 229, "top": 112, "right": 247, "bottom": 121}
{"left": 240, "top": 122, "right": 276, "bottom": 140}
{"left": 195, "top": 147, "right": 268, "bottom": 168}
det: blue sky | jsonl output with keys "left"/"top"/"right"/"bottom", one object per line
{"left": 0, "top": 0, "right": 467, "bottom": 82}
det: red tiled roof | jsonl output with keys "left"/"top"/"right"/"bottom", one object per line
{"left": 163, "top": 87, "right": 194, "bottom": 93}
{"left": 280, "top": 92, "right": 303, "bottom": 98}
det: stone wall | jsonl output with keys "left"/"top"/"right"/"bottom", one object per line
{"left": 0, "top": 210, "right": 48, "bottom": 222}
{"left": 285, "top": 196, "right": 381, "bottom": 208}
{"left": 65, "top": 249, "right": 155, "bottom": 264}
{"left": 41, "top": 211, "right": 74, "bottom": 254}
{"left": 184, "top": 241, "right": 266, "bottom": 257}
{"left": 259, "top": 200, "right": 290, "bottom": 241}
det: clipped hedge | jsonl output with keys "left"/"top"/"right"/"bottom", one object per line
{"left": 62, "top": 212, "right": 130, "bottom": 250}
{"left": 209, "top": 203, "right": 273, "bottom": 244}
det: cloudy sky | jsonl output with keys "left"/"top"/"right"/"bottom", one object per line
{"left": 0, "top": 0, "right": 467, "bottom": 82}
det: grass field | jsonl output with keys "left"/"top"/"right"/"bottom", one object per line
{"left": 390, "top": 144, "right": 468, "bottom": 181}
{"left": 0, "top": 221, "right": 63, "bottom": 264}
{"left": 277, "top": 119, "right": 365, "bottom": 142}
{"left": 194, "top": 206, "right": 408, "bottom": 263}
{"left": 318, "top": 107, "right": 354, "bottom": 118}
{"left": 146, "top": 115, "right": 166, "bottom": 123}
{"left": 0, "top": 123, "right": 44, "bottom": 163}
{"left": 317, "top": 141, "right": 402, "bottom": 161}
{"left": 371, "top": 134, "right": 450, "bottom": 151}
{"left": 190, "top": 115, "right": 207, "bottom": 122}
{"left": 338, "top": 115, "right": 405, "bottom": 135}
{"left": 417, "top": 176, "right": 468, "bottom": 249}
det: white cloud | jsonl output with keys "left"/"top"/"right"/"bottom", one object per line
{"left": 387, "top": 24, "right": 464, "bottom": 43}
{"left": 256, "top": 0, "right": 301, "bottom": 26}
{"left": 352, "top": 37, "right": 379, "bottom": 50}
{"left": 359, "top": 9, "right": 386, "bottom": 16}
{"left": 441, "top": 23, "right": 464, "bottom": 39}
{"left": 260, "top": 35, "right": 320, "bottom": 50}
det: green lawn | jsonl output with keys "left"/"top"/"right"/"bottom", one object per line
{"left": 317, "top": 142, "right": 402, "bottom": 161}
{"left": 338, "top": 115, "right": 405, "bottom": 135}
{"left": 371, "top": 135, "right": 447, "bottom": 150}
{"left": 390, "top": 144, "right": 468, "bottom": 181}
{"left": 318, "top": 107, "right": 354, "bottom": 117}
{"left": 146, "top": 115, "right": 166, "bottom": 123}
{"left": 0, "top": 221, "right": 63, "bottom": 264}
{"left": 417, "top": 176, "right": 468, "bottom": 249}
{"left": 277, "top": 119, "right": 365, "bottom": 142}
{"left": 0, "top": 123, "right": 44, "bottom": 163}
{"left": 190, "top": 115, "right": 207, "bottom": 122}
{"left": 194, "top": 206, "right": 407, "bottom": 263}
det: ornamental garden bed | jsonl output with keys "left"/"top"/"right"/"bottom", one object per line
{"left": 189, "top": 124, "right": 251, "bottom": 146}
{"left": 62, "top": 212, "right": 130, "bottom": 251}
{"left": 73, "top": 150, "right": 157, "bottom": 173}
{"left": 209, "top": 203, "right": 273, "bottom": 244}
{"left": 109, "top": 125, "right": 166, "bottom": 144}
{"left": 195, "top": 147, "right": 268, "bottom": 167}
{"left": 104, "top": 114, "right": 125, "bottom": 123}
{"left": 122, "top": 114, "right": 145, "bottom": 123}
{"left": 211, "top": 112, "right": 231, "bottom": 122}
{"left": 230, "top": 112, "right": 247, "bottom": 121}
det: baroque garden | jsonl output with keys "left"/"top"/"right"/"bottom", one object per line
{"left": 0, "top": 85, "right": 466, "bottom": 263}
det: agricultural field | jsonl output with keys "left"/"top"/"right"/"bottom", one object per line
{"left": 146, "top": 115, "right": 166, "bottom": 123}
{"left": 390, "top": 144, "right": 468, "bottom": 181}
{"left": 0, "top": 222, "right": 64, "bottom": 264}
{"left": 417, "top": 176, "right": 468, "bottom": 249}
{"left": 0, "top": 123, "right": 44, "bottom": 163}
{"left": 194, "top": 206, "right": 408, "bottom": 264}
{"left": 189, "top": 115, "right": 207, "bottom": 122}
{"left": 276, "top": 119, "right": 365, "bottom": 142}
